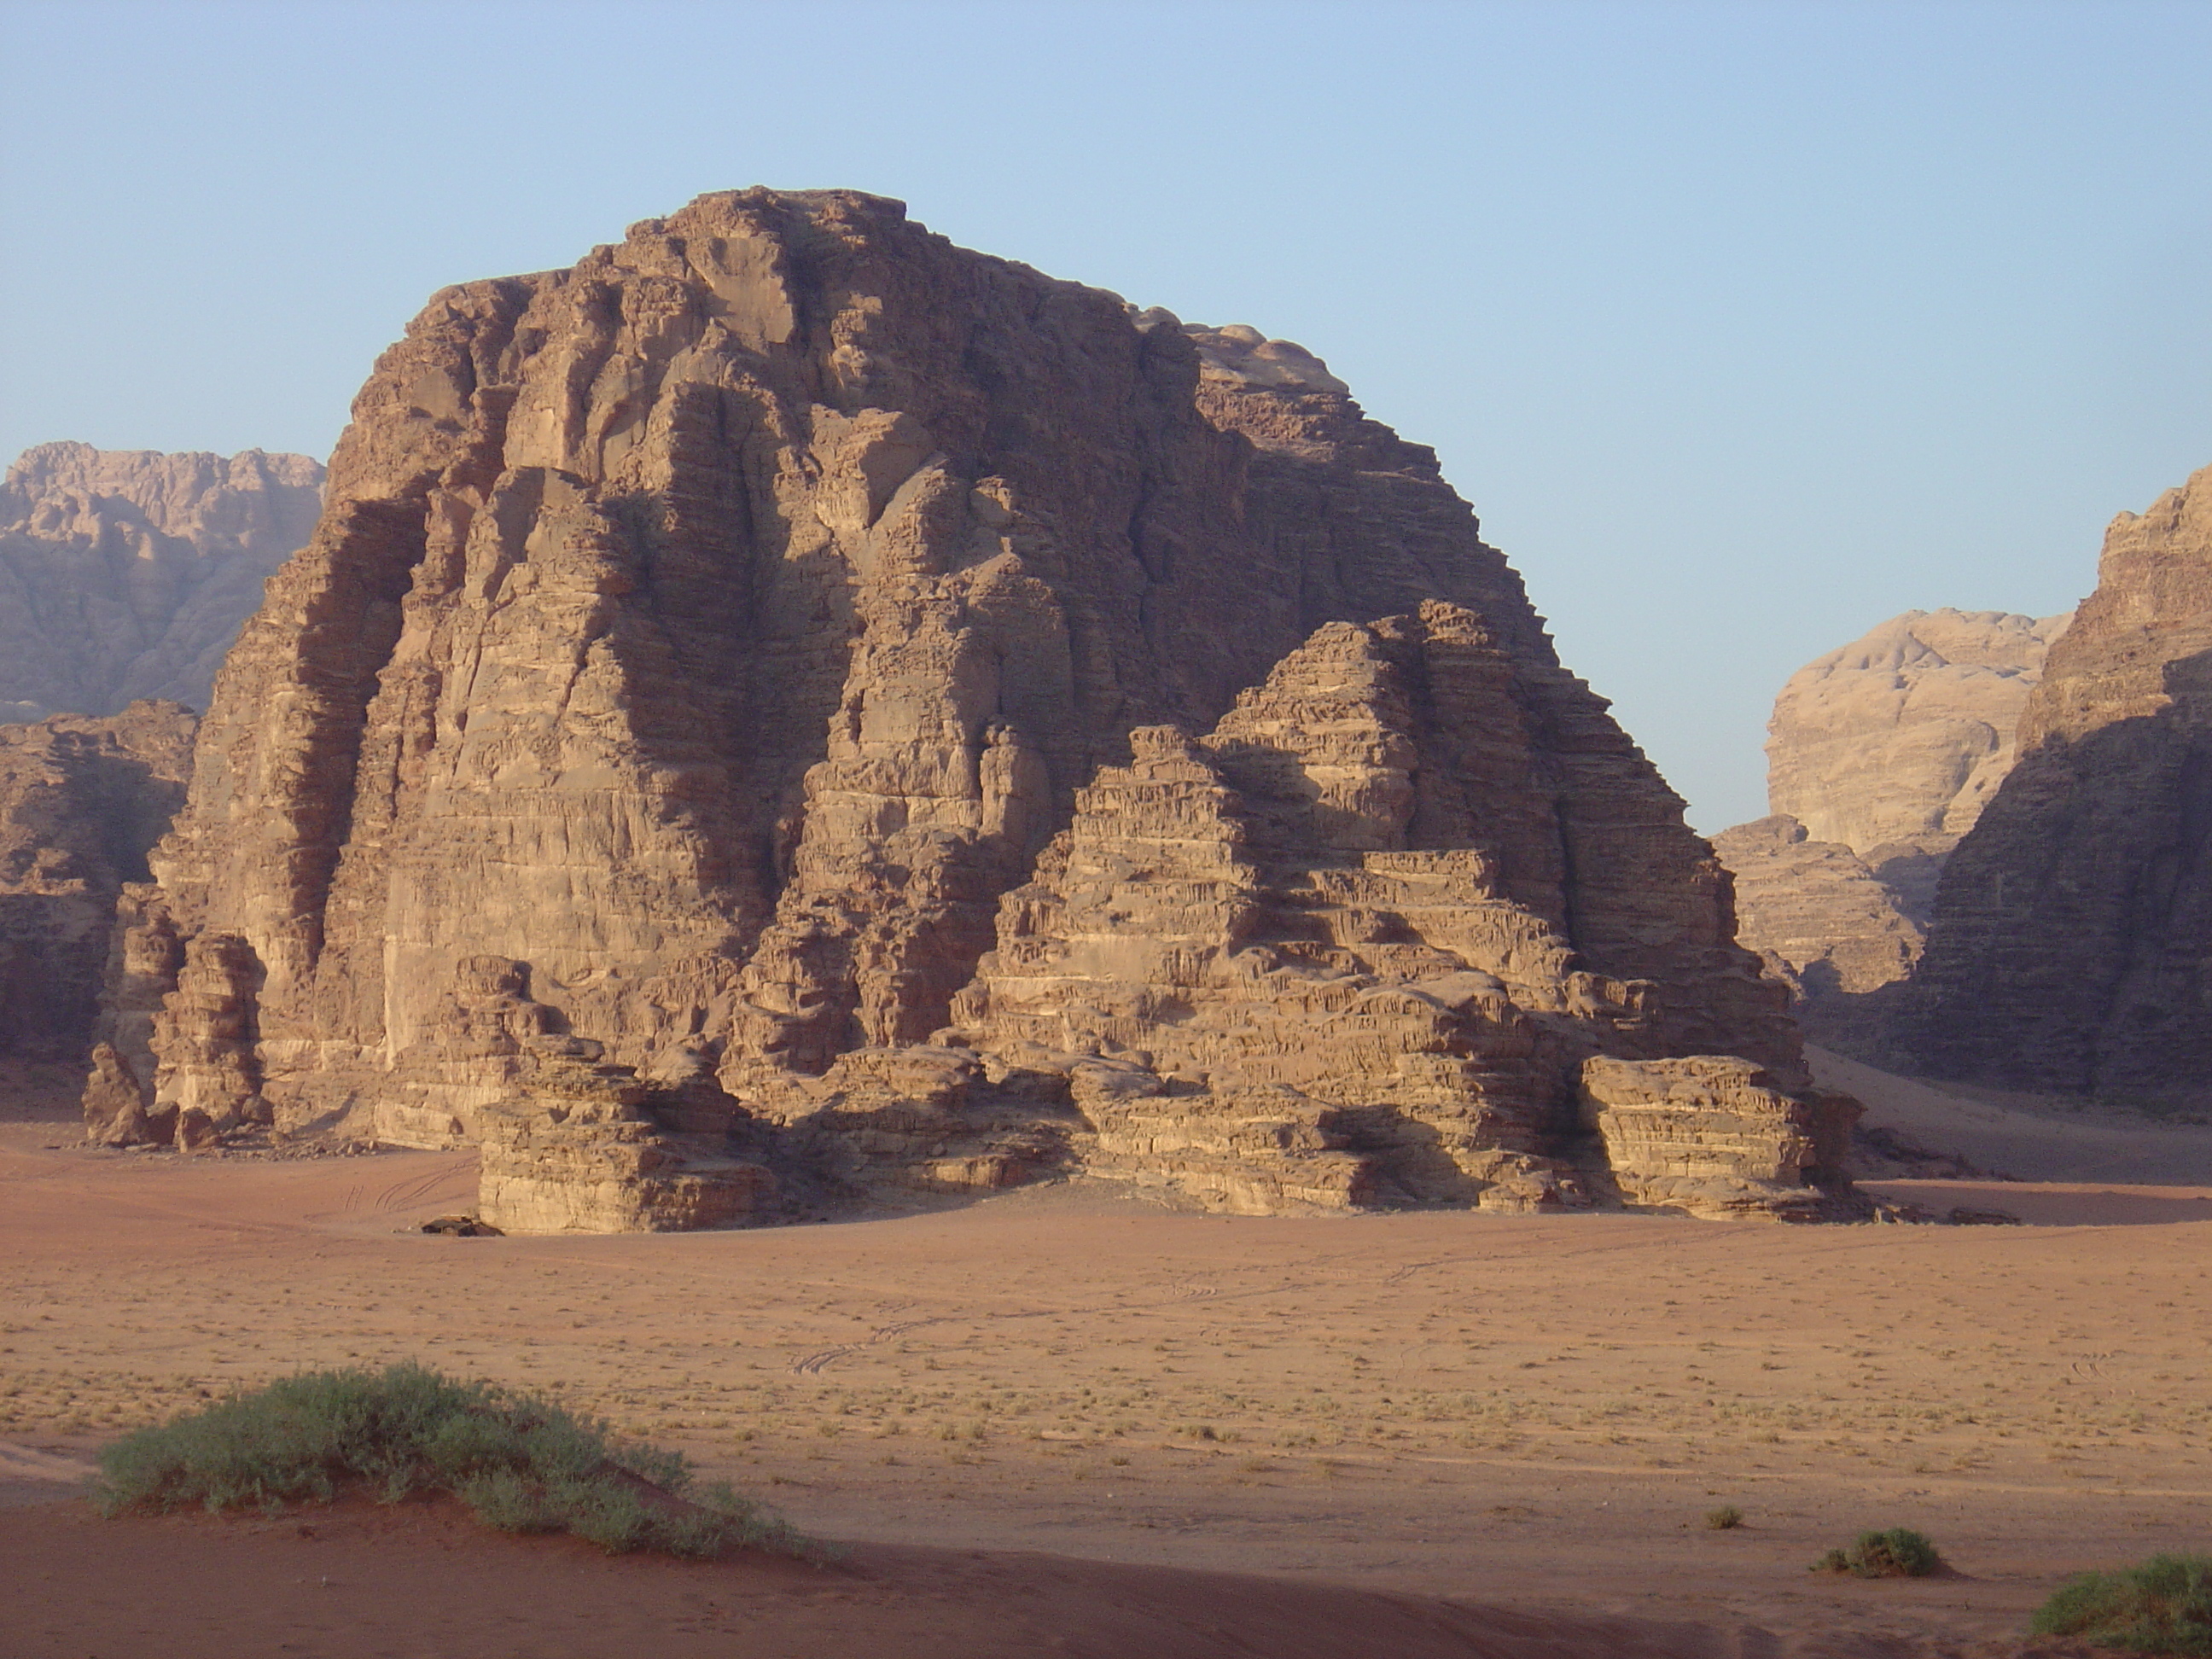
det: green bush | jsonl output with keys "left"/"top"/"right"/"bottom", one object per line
{"left": 2030, "top": 1554, "right": 2212, "bottom": 1654}
{"left": 91, "top": 1363, "right": 807, "bottom": 1559}
{"left": 1812, "top": 1527, "right": 1941, "bottom": 1578}
{"left": 1705, "top": 1505, "right": 1744, "bottom": 1530}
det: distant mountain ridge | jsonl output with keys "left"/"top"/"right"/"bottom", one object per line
{"left": 0, "top": 442, "right": 325, "bottom": 719}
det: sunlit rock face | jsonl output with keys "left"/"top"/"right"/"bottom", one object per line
{"left": 99, "top": 187, "right": 1851, "bottom": 1225}
{"left": 1767, "top": 608, "right": 2070, "bottom": 859}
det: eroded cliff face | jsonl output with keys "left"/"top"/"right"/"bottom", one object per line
{"left": 0, "top": 703, "right": 195, "bottom": 1121}
{"left": 1767, "top": 608, "right": 2069, "bottom": 859}
{"left": 1894, "top": 465, "right": 2212, "bottom": 1103}
{"left": 1714, "top": 609, "right": 2068, "bottom": 1048}
{"left": 1710, "top": 817, "right": 1924, "bottom": 995}
{"left": 936, "top": 608, "right": 1834, "bottom": 1219}
{"left": 0, "top": 445, "right": 325, "bottom": 718}
{"left": 108, "top": 188, "right": 1848, "bottom": 1223}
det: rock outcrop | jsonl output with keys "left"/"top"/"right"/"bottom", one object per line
{"left": 1893, "top": 465, "right": 2212, "bottom": 1106}
{"left": 1767, "top": 608, "right": 2070, "bottom": 858}
{"left": 0, "top": 443, "right": 325, "bottom": 719}
{"left": 99, "top": 187, "right": 1854, "bottom": 1225}
{"left": 1710, "top": 816, "right": 1924, "bottom": 996}
{"left": 0, "top": 703, "right": 195, "bottom": 1124}
{"left": 940, "top": 611, "right": 1843, "bottom": 1217}
{"left": 1714, "top": 609, "right": 2068, "bottom": 1046}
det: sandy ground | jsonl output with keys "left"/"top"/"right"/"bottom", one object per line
{"left": 2, "top": 1061, "right": 2207, "bottom": 1656}
{"left": 1813, "top": 1045, "right": 2212, "bottom": 1185}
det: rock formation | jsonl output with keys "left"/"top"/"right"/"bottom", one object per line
{"left": 0, "top": 703, "right": 195, "bottom": 1123}
{"left": 99, "top": 187, "right": 1855, "bottom": 1225}
{"left": 1710, "top": 816, "right": 1923, "bottom": 997}
{"left": 1714, "top": 609, "right": 2068, "bottom": 1045}
{"left": 1893, "top": 464, "right": 2212, "bottom": 1106}
{"left": 1767, "top": 608, "right": 2070, "bottom": 859}
{"left": 0, "top": 443, "right": 325, "bottom": 719}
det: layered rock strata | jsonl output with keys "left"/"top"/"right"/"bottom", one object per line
{"left": 943, "top": 613, "right": 1847, "bottom": 1218}
{"left": 0, "top": 444, "right": 325, "bottom": 718}
{"left": 101, "top": 187, "right": 1853, "bottom": 1222}
{"left": 1894, "top": 465, "right": 2212, "bottom": 1104}
{"left": 0, "top": 703, "right": 195, "bottom": 1124}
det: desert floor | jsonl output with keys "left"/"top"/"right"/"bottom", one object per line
{"left": 3, "top": 1057, "right": 2209, "bottom": 1657}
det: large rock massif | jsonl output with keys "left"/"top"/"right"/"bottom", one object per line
{"left": 1894, "top": 466, "right": 2212, "bottom": 1105}
{"left": 0, "top": 703, "right": 195, "bottom": 1115}
{"left": 1768, "top": 609, "right": 2069, "bottom": 857}
{"left": 1714, "top": 609, "right": 2066, "bottom": 1039}
{"left": 94, "top": 188, "right": 1854, "bottom": 1225}
{"left": 0, "top": 444, "right": 326, "bottom": 719}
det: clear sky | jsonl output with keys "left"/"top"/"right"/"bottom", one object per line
{"left": 3, "top": 0, "right": 2207, "bottom": 830}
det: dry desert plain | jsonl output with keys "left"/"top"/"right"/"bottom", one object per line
{"left": 3, "top": 1051, "right": 2211, "bottom": 1658}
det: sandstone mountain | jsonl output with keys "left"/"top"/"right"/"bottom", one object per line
{"left": 1714, "top": 608, "right": 2067, "bottom": 1044}
{"left": 1768, "top": 608, "right": 2069, "bottom": 860}
{"left": 1893, "top": 464, "right": 2212, "bottom": 1106}
{"left": 92, "top": 188, "right": 1855, "bottom": 1224}
{"left": 0, "top": 443, "right": 325, "bottom": 719}
{"left": 0, "top": 703, "right": 195, "bottom": 1115}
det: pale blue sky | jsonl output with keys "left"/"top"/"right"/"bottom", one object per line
{"left": 3, "top": 0, "right": 2207, "bottom": 830}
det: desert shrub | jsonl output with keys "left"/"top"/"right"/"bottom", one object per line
{"left": 1812, "top": 1527, "right": 1941, "bottom": 1578}
{"left": 2029, "top": 1554, "right": 2212, "bottom": 1653}
{"left": 1705, "top": 1505, "right": 1743, "bottom": 1530}
{"left": 92, "top": 1363, "right": 807, "bottom": 1558}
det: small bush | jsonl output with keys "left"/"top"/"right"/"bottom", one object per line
{"left": 91, "top": 1363, "right": 808, "bottom": 1559}
{"left": 1705, "top": 1505, "right": 1743, "bottom": 1530}
{"left": 1813, "top": 1527, "right": 1941, "bottom": 1578}
{"left": 2029, "top": 1554, "right": 2212, "bottom": 1653}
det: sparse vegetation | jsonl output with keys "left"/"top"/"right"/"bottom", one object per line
{"left": 2029, "top": 1554, "right": 2212, "bottom": 1653}
{"left": 1813, "top": 1527, "right": 1941, "bottom": 1578}
{"left": 1705, "top": 1505, "right": 1743, "bottom": 1530}
{"left": 91, "top": 1363, "right": 810, "bottom": 1558}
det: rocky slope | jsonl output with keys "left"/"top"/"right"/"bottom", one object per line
{"left": 0, "top": 443, "right": 325, "bottom": 719}
{"left": 1893, "top": 464, "right": 2212, "bottom": 1105}
{"left": 0, "top": 704, "right": 195, "bottom": 1117}
{"left": 98, "top": 187, "right": 1855, "bottom": 1223}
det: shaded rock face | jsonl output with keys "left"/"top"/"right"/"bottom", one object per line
{"left": 105, "top": 187, "right": 1848, "bottom": 1224}
{"left": 1894, "top": 465, "right": 2212, "bottom": 1106}
{"left": 0, "top": 445, "right": 325, "bottom": 719}
{"left": 0, "top": 703, "right": 195, "bottom": 1123}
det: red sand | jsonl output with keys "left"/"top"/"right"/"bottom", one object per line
{"left": 3, "top": 1054, "right": 2203, "bottom": 1656}
{"left": 2, "top": 1493, "right": 2069, "bottom": 1658}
